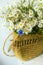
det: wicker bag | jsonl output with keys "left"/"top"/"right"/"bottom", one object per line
{"left": 3, "top": 32, "right": 43, "bottom": 61}
{"left": 11, "top": 33, "right": 43, "bottom": 61}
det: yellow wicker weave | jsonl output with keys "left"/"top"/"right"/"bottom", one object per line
{"left": 11, "top": 33, "right": 43, "bottom": 61}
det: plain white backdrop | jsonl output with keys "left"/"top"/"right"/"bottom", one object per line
{"left": 0, "top": 0, "right": 43, "bottom": 65}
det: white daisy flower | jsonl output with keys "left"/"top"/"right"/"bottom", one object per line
{"left": 24, "top": 23, "right": 32, "bottom": 34}
{"left": 24, "top": 28, "right": 29, "bottom": 34}
{"left": 23, "top": 1, "right": 28, "bottom": 7}
{"left": 24, "top": 27, "right": 32, "bottom": 34}
{"left": 34, "top": 5, "right": 40, "bottom": 11}
{"left": 14, "top": 24, "right": 19, "bottom": 30}
{"left": 38, "top": 20, "right": 43, "bottom": 28}
{"left": 7, "top": 12, "right": 12, "bottom": 17}
{"left": 14, "top": 21, "right": 25, "bottom": 30}
{"left": 8, "top": 20, "right": 14, "bottom": 30}
{"left": 37, "top": 10, "right": 42, "bottom": 18}
{"left": 29, "top": 9, "right": 34, "bottom": 18}
{"left": 7, "top": 12, "right": 19, "bottom": 22}
{"left": 18, "top": 21, "right": 25, "bottom": 29}
{"left": 7, "top": 8, "right": 20, "bottom": 18}
{"left": 22, "top": 13, "right": 27, "bottom": 18}
{"left": 29, "top": 18, "right": 38, "bottom": 27}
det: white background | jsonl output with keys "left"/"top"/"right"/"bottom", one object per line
{"left": 0, "top": 0, "right": 43, "bottom": 65}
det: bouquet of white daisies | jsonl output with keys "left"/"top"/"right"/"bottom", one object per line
{"left": 1, "top": 0, "right": 43, "bottom": 35}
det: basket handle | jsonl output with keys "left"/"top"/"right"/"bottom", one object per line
{"left": 3, "top": 32, "right": 18, "bottom": 57}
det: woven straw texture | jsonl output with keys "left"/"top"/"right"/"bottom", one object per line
{"left": 12, "top": 33, "right": 43, "bottom": 61}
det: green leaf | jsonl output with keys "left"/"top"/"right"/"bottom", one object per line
{"left": 32, "top": 25, "right": 39, "bottom": 34}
